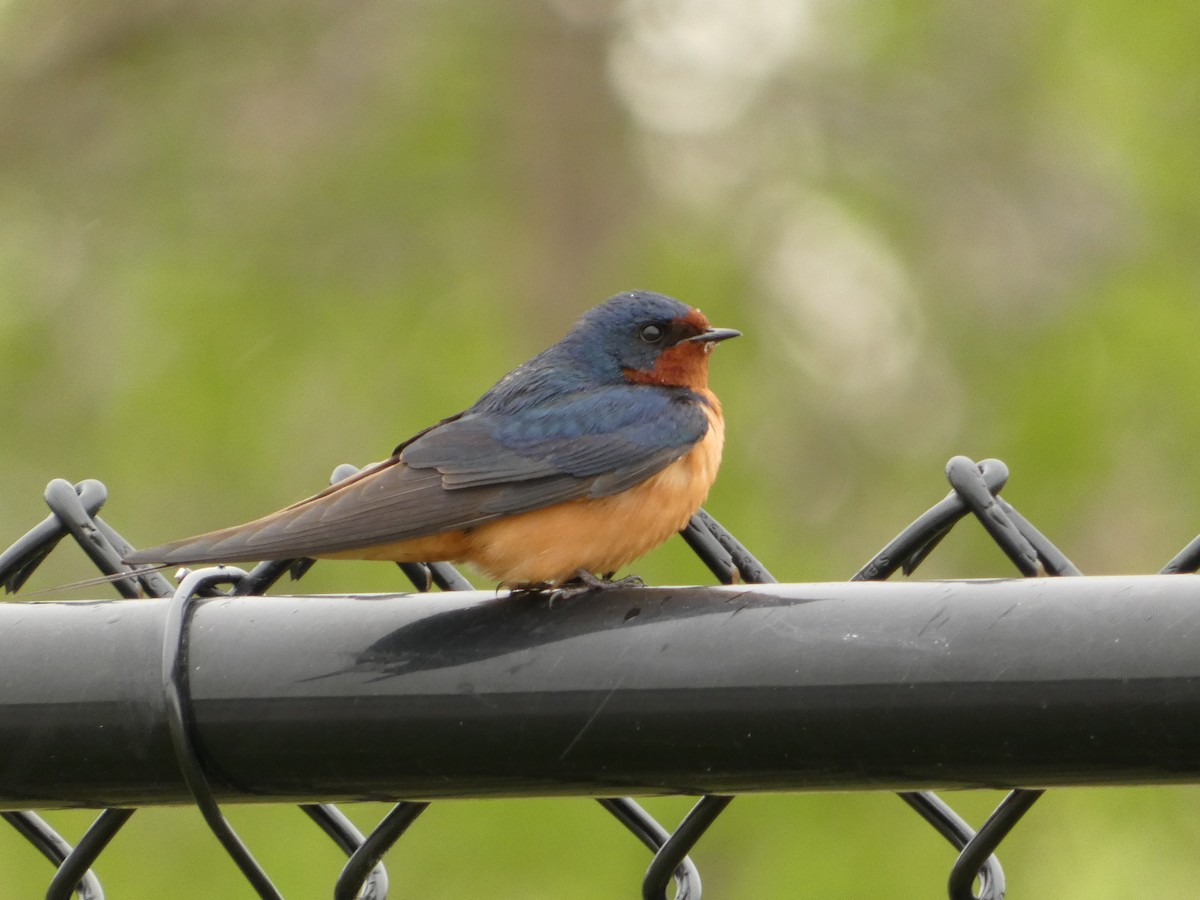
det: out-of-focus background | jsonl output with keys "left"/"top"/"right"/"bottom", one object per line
{"left": 3, "top": 1, "right": 1199, "bottom": 896}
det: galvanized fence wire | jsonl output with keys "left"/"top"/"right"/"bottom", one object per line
{"left": 2, "top": 455, "right": 1198, "bottom": 899}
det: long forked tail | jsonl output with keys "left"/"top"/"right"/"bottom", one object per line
{"left": 121, "top": 456, "right": 479, "bottom": 566}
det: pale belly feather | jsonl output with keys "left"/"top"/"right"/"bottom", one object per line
{"left": 465, "top": 398, "right": 724, "bottom": 584}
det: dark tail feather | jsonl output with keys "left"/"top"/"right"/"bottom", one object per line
{"left": 122, "top": 524, "right": 281, "bottom": 566}
{"left": 15, "top": 564, "right": 173, "bottom": 598}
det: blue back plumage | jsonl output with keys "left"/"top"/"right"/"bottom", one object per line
{"left": 400, "top": 291, "right": 712, "bottom": 505}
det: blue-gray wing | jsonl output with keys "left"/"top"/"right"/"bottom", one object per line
{"left": 401, "top": 386, "right": 708, "bottom": 500}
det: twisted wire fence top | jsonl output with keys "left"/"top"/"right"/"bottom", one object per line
{"left": 2, "top": 455, "right": 1199, "bottom": 898}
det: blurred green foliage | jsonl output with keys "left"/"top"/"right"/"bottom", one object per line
{"left": 2, "top": 0, "right": 1199, "bottom": 896}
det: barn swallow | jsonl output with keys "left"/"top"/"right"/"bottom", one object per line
{"left": 125, "top": 291, "right": 739, "bottom": 588}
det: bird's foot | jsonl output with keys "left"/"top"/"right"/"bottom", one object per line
{"left": 505, "top": 581, "right": 553, "bottom": 599}
{"left": 581, "top": 569, "right": 645, "bottom": 590}
{"left": 544, "top": 569, "right": 644, "bottom": 605}
{"left": 506, "top": 570, "right": 644, "bottom": 606}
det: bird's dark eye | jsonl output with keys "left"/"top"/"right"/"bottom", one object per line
{"left": 639, "top": 323, "right": 665, "bottom": 343}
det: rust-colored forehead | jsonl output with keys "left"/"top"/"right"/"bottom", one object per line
{"left": 623, "top": 307, "right": 716, "bottom": 390}
{"left": 674, "top": 308, "right": 711, "bottom": 331}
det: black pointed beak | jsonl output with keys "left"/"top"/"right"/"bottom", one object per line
{"left": 687, "top": 327, "right": 741, "bottom": 345}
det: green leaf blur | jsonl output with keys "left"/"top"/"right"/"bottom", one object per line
{"left": 2, "top": 1, "right": 1199, "bottom": 897}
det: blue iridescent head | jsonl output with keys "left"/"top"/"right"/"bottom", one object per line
{"left": 560, "top": 291, "right": 740, "bottom": 387}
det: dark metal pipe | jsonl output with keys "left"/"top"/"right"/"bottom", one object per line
{"left": 2, "top": 576, "right": 1199, "bottom": 810}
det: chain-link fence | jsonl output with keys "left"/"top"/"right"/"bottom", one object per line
{"left": 2, "top": 455, "right": 1199, "bottom": 898}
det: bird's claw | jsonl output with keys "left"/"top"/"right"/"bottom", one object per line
{"left": 504, "top": 570, "right": 644, "bottom": 606}
{"left": 585, "top": 569, "right": 645, "bottom": 590}
{"left": 543, "top": 569, "right": 644, "bottom": 606}
{"left": 505, "top": 581, "right": 552, "bottom": 599}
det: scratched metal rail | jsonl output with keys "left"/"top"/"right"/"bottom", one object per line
{"left": 3, "top": 455, "right": 1200, "bottom": 900}
{"left": 2, "top": 577, "right": 1200, "bottom": 809}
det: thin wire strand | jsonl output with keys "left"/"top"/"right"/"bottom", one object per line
{"left": 45, "top": 810, "right": 135, "bottom": 900}
{"left": 1, "top": 811, "right": 107, "bottom": 900}
{"left": 162, "top": 567, "right": 283, "bottom": 900}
